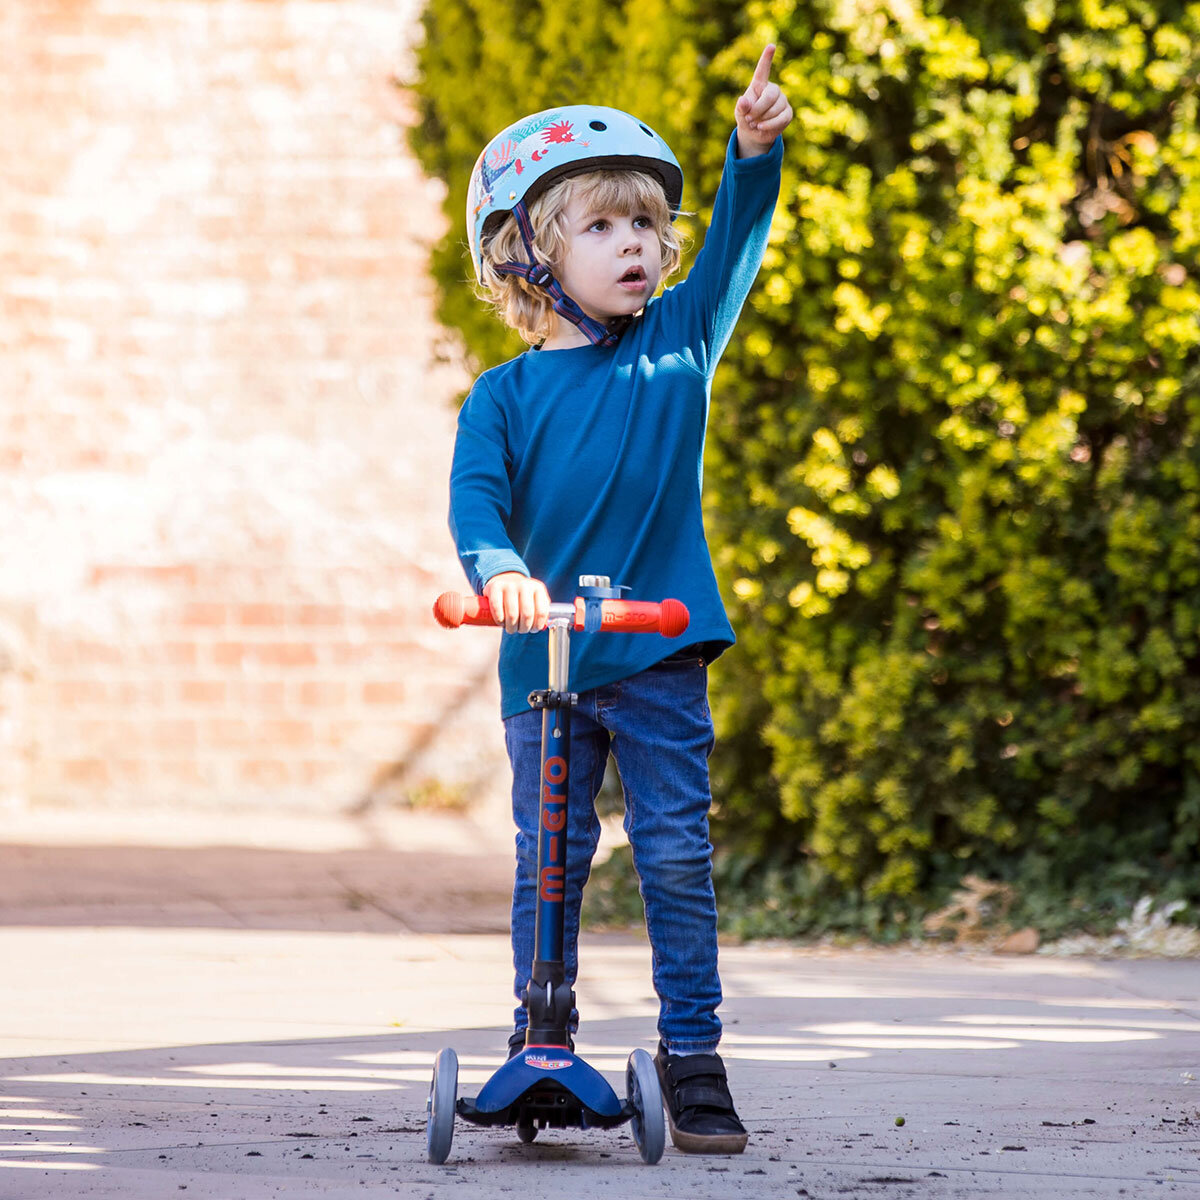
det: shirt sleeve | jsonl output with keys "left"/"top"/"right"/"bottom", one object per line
{"left": 448, "top": 376, "right": 530, "bottom": 594}
{"left": 656, "top": 131, "right": 783, "bottom": 379}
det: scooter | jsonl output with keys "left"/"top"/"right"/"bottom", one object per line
{"left": 426, "top": 575, "right": 690, "bottom": 1165}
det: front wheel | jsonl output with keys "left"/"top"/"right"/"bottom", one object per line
{"left": 626, "top": 1048, "right": 665, "bottom": 1164}
{"left": 426, "top": 1047, "right": 458, "bottom": 1164}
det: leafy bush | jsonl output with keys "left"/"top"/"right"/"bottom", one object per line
{"left": 412, "top": 0, "right": 1200, "bottom": 933}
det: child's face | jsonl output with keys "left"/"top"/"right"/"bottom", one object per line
{"left": 554, "top": 196, "right": 663, "bottom": 324}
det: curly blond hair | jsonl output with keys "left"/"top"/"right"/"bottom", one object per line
{"left": 478, "top": 170, "right": 684, "bottom": 345}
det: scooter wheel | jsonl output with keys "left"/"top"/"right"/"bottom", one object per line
{"left": 426, "top": 1047, "right": 458, "bottom": 1164}
{"left": 626, "top": 1047, "right": 665, "bottom": 1164}
{"left": 516, "top": 1117, "right": 537, "bottom": 1143}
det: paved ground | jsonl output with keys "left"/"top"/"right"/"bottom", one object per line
{"left": 1, "top": 808, "right": 1198, "bottom": 1199}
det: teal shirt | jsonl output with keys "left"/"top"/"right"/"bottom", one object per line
{"left": 450, "top": 132, "right": 783, "bottom": 718}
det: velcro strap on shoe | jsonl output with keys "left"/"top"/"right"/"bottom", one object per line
{"left": 673, "top": 1083, "right": 734, "bottom": 1112}
{"left": 663, "top": 1053, "right": 726, "bottom": 1085}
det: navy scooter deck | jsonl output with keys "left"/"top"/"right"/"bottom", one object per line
{"left": 458, "top": 1046, "right": 627, "bottom": 1129}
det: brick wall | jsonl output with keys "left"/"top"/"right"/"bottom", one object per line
{"left": 0, "top": 0, "right": 509, "bottom": 812}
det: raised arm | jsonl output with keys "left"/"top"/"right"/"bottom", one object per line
{"left": 655, "top": 44, "right": 791, "bottom": 377}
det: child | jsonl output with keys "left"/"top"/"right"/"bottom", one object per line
{"left": 449, "top": 45, "right": 792, "bottom": 1154}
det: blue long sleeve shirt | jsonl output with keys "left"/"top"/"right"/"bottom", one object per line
{"left": 449, "top": 132, "right": 783, "bottom": 718}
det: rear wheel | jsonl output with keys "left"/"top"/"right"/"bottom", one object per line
{"left": 516, "top": 1117, "right": 538, "bottom": 1143}
{"left": 626, "top": 1048, "right": 665, "bottom": 1164}
{"left": 426, "top": 1047, "right": 458, "bottom": 1164}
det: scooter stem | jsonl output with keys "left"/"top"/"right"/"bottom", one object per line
{"left": 547, "top": 617, "right": 570, "bottom": 694}
{"left": 526, "top": 614, "right": 575, "bottom": 1046}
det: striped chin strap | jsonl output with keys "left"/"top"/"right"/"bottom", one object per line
{"left": 492, "top": 201, "right": 623, "bottom": 348}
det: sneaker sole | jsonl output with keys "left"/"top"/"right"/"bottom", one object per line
{"left": 662, "top": 1102, "right": 748, "bottom": 1155}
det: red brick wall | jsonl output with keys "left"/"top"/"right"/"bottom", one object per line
{"left": 0, "top": 0, "right": 508, "bottom": 811}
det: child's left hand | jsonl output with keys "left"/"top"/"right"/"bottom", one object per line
{"left": 735, "top": 43, "right": 793, "bottom": 158}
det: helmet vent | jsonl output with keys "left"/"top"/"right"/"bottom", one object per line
{"left": 589, "top": 120, "right": 607, "bottom": 131}
{"left": 640, "top": 124, "right": 655, "bottom": 137}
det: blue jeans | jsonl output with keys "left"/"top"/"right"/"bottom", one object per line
{"left": 503, "top": 659, "right": 723, "bottom": 1056}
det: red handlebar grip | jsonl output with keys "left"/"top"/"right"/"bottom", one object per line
{"left": 594, "top": 599, "right": 690, "bottom": 636}
{"left": 659, "top": 598, "right": 690, "bottom": 639}
{"left": 433, "top": 592, "right": 493, "bottom": 628}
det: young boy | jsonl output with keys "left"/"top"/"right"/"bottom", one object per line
{"left": 449, "top": 46, "right": 792, "bottom": 1153}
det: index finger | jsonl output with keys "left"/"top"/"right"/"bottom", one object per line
{"left": 751, "top": 43, "right": 776, "bottom": 91}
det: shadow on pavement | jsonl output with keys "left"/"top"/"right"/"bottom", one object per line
{"left": 2, "top": 961, "right": 1199, "bottom": 1197}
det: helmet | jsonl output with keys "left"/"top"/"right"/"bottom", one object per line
{"left": 466, "top": 106, "right": 684, "bottom": 284}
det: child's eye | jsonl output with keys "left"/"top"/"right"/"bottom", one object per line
{"left": 633, "top": 215, "right": 653, "bottom": 229}
{"left": 588, "top": 218, "right": 609, "bottom": 232}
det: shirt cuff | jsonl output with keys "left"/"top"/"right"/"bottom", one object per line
{"left": 727, "top": 129, "right": 785, "bottom": 171}
{"left": 470, "top": 552, "right": 530, "bottom": 594}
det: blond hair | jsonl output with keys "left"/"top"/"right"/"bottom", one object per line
{"left": 478, "top": 170, "right": 684, "bottom": 345}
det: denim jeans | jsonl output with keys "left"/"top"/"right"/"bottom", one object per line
{"left": 502, "top": 658, "right": 723, "bottom": 1056}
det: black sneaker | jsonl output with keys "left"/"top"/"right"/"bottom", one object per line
{"left": 654, "top": 1042, "right": 748, "bottom": 1154}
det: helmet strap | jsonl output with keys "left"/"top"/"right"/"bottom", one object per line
{"left": 492, "top": 202, "right": 624, "bottom": 348}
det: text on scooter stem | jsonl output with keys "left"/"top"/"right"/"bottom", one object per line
{"left": 540, "top": 754, "right": 567, "bottom": 902}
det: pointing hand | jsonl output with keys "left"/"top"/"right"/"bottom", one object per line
{"left": 735, "top": 43, "right": 794, "bottom": 158}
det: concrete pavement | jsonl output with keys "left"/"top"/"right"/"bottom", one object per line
{"left": 1, "top": 808, "right": 1198, "bottom": 1198}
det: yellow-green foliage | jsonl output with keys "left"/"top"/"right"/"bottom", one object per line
{"left": 412, "top": 0, "right": 1200, "bottom": 909}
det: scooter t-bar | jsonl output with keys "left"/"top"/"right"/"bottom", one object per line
{"left": 427, "top": 576, "right": 684, "bottom": 1166}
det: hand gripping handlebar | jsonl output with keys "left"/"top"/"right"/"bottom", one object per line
{"left": 433, "top": 592, "right": 690, "bottom": 639}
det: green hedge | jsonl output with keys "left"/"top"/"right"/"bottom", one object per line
{"left": 412, "top": 0, "right": 1200, "bottom": 934}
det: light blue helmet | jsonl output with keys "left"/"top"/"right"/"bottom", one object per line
{"left": 466, "top": 106, "right": 684, "bottom": 285}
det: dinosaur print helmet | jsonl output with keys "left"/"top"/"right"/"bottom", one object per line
{"left": 466, "top": 106, "right": 684, "bottom": 285}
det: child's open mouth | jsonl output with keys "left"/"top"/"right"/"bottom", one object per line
{"left": 618, "top": 266, "right": 647, "bottom": 289}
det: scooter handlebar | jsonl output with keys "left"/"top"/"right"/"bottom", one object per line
{"left": 433, "top": 592, "right": 689, "bottom": 638}
{"left": 432, "top": 592, "right": 492, "bottom": 629}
